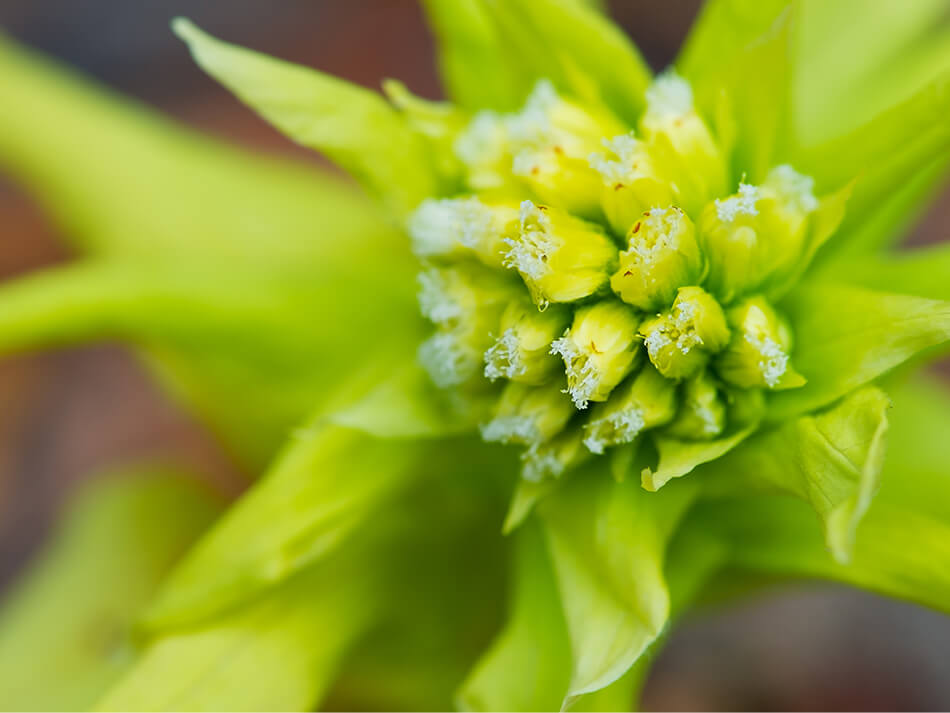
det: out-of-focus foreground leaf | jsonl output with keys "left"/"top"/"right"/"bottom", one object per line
{"left": 0, "top": 470, "right": 221, "bottom": 711}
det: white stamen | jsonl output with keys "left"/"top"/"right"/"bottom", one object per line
{"left": 454, "top": 110, "right": 507, "bottom": 166}
{"left": 588, "top": 133, "right": 643, "bottom": 185}
{"left": 520, "top": 443, "right": 563, "bottom": 482}
{"left": 767, "top": 164, "right": 819, "bottom": 213}
{"left": 483, "top": 328, "right": 525, "bottom": 381}
{"left": 418, "top": 333, "right": 478, "bottom": 387}
{"left": 550, "top": 336, "right": 599, "bottom": 409}
{"left": 408, "top": 197, "right": 496, "bottom": 258}
{"left": 416, "top": 270, "right": 462, "bottom": 325}
{"left": 583, "top": 408, "right": 645, "bottom": 454}
{"left": 480, "top": 417, "right": 539, "bottom": 444}
{"left": 715, "top": 183, "right": 761, "bottom": 222}
{"left": 746, "top": 333, "right": 789, "bottom": 387}
{"left": 503, "top": 200, "right": 556, "bottom": 280}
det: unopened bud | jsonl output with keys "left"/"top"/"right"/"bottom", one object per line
{"left": 480, "top": 381, "right": 575, "bottom": 445}
{"left": 582, "top": 365, "right": 677, "bottom": 454}
{"left": 610, "top": 206, "right": 704, "bottom": 310}
{"left": 408, "top": 197, "right": 519, "bottom": 268}
{"left": 505, "top": 201, "right": 617, "bottom": 307}
{"left": 640, "top": 286, "right": 730, "bottom": 380}
{"left": 715, "top": 296, "right": 805, "bottom": 390}
{"left": 521, "top": 428, "right": 589, "bottom": 482}
{"left": 589, "top": 133, "right": 674, "bottom": 235}
{"left": 700, "top": 165, "right": 819, "bottom": 302}
{"left": 484, "top": 300, "right": 571, "bottom": 384}
{"left": 665, "top": 369, "right": 726, "bottom": 440}
{"left": 639, "top": 71, "right": 727, "bottom": 213}
{"left": 551, "top": 300, "right": 642, "bottom": 409}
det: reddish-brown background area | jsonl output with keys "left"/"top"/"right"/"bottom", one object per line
{"left": 1, "top": 2, "right": 949, "bottom": 710}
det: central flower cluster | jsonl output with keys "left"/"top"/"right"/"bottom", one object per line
{"left": 408, "top": 73, "right": 820, "bottom": 483}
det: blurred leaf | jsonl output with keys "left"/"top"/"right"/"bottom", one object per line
{"left": 420, "top": 0, "right": 527, "bottom": 111}
{"left": 538, "top": 469, "right": 697, "bottom": 702}
{"left": 686, "top": 495, "right": 950, "bottom": 616}
{"left": 457, "top": 522, "right": 571, "bottom": 712}
{"left": 480, "top": 0, "right": 651, "bottom": 123}
{"left": 703, "top": 387, "right": 889, "bottom": 562}
{"left": 142, "top": 424, "right": 431, "bottom": 631}
{"left": 826, "top": 242, "right": 950, "bottom": 302}
{"left": 173, "top": 19, "right": 439, "bottom": 218}
{"left": 0, "top": 470, "right": 220, "bottom": 711}
{"left": 770, "top": 284, "right": 950, "bottom": 418}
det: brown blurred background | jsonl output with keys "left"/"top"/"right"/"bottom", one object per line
{"left": 0, "top": 1, "right": 949, "bottom": 710}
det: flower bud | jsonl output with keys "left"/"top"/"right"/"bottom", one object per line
{"left": 582, "top": 364, "right": 677, "bottom": 454}
{"left": 550, "top": 300, "right": 642, "bottom": 409}
{"left": 665, "top": 369, "right": 727, "bottom": 440}
{"left": 610, "top": 206, "right": 704, "bottom": 310}
{"left": 714, "top": 296, "right": 806, "bottom": 390}
{"left": 512, "top": 146, "right": 603, "bottom": 218}
{"left": 699, "top": 165, "right": 819, "bottom": 302}
{"left": 589, "top": 133, "right": 674, "bottom": 235}
{"left": 504, "top": 201, "right": 617, "bottom": 307}
{"left": 480, "top": 381, "right": 575, "bottom": 445}
{"left": 639, "top": 70, "right": 727, "bottom": 213}
{"left": 453, "top": 110, "right": 517, "bottom": 192}
{"left": 521, "top": 428, "right": 589, "bottom": 483}
{"left": 484, "top": 300, "right": 571, "bottom": 384}
{"left": 640, "top": 286, "right": 730, "bottom": 380}
{"left": 417, "top": 264, "right": 521, "bottom": 387}
{"left": 408, "top": 197, "right": 519, "bottom": 268}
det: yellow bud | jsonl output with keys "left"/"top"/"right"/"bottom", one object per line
{"left": 521, "top": 428, "right": 589, "bottom": 482}
{"left": 640, "top": 286, "right": 730, "bottom": 380}
{"left": 665, "top": 369, "right": 726, "bottom": 440}
{"left": 408, "top": 197, "right": 519, "bottom": 268}
{"left": 639, "top": 71, "right": 727, "bottom": 213}
{"left": 505, "top": 201, "right": 617, "bottom": 307}
{"left": 699, "top": 165, "right": 819, "bottom": 302}
{"left": 484, "top": 300, "right": 571, "bottom": 384}
{"left": 582, "top": 365, "right": 677, "bottom": 454}
{"left": 551, "top": 300, "right": 642, "bottom": 409}
{"left": 715, "top": 296, "right": 806, "bottom": 390}
{"left": 512, "top": 146, "right": 603, "bottom": 218}
{"left": 480, "top": 381, "right": 575, "bottom": 445}
{"left": 610, "top": 206, "right": 704, "bottom": 310}
{"left": 589, "top": 133, "right": 674, "bottom": 235}
{"left": 417, "top": 264, "right": 521, "bottom": 386}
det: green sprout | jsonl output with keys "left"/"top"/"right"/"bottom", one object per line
{"left": 1, "top": 0, "right": 950, "bottom": 710}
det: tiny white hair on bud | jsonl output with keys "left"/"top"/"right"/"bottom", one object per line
{"left": 483, "top": 328, "right": 525, "bottom": 381}
{"left": 672, "top": 300, "right": 704, "bottom": 352}
{"left": 520, "top": 442, "right": 563, "bottom": 482}
{"left": 583, "top": 408, "right": 645, "bottom": 455}
{"left": 416, "top": 269, "right": 463, "bottom": 326}
{"left": 550, "top": 337, "right": 599, "bottom": 409}
{"left": 408, "top": 197, "right": 497, "bottom": 259}
{"left": 589, "top": 133, "right": 642, "bottom": 185}
{"left": 645, "top": 69, "right": 694, "bottom": 119}
{"left": 454, "top": 110, "right": 508, "bottom": 167}
{"left": 418, "top": 332, "right": 477, "bottom": 388}
{"left": 504, "top": 200, "right": 556, "bottom": 280}
{"left": 768, "top": 164, "right": 819, "bottom": 213}
{"left": 480, "top": 416, "right": 539, "bottom": 444}
{"left": 715, "top": 183, "right": 760, "bottom": 222}
{"left": 746, "top": 332, "right": 789, "bottom": 387}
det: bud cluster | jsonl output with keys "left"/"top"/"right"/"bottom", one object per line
{"left": 408, "top": 72, "right": 825, "bottom": 482}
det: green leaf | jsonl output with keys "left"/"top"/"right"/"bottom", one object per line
{"left": 0, "top": 470, "right": 220, "bottom": 711}
{"left": 172, "top": 19, "right": 439, "bottom": 218}
{"left": 538, "top": 468, "right": 697, "bottom": 702}
{"left": 420, "top": 0, "right": 527, "bottom": 111}
{"left": 686, "top": 5, "right": 794, "bottom": 181}
{"left": 641, "top": 426, "right": 757, "bottom": 492}
{"left": 703, "top": 387, "right": 890, "bottom": 562}
{"left": 479, "top": 0, "right": 652, "bottom": 124}
{"left": 795, "top": 0, "right": 950, "bottom": 147}
{"left": 827, "top": 242, "right": 950, "bottom": 302}
{"left": 685, "top": 495, "right": 950, "bottom": 616}
{"left": 770, "top": 284, "right": 950, "bottom": 418}
{"left": 0, "top": 32, "right": 396, "bottom": 267}
{"left": 0, "top": 260, "right": 420, "bottom": 467}
{"left": 457, "top": 522, "right": 571, "bottom": 712}
{"left": 142, "top": 424, "right": 429, "bottom": 631}
{"left": 677, "top": 0, "right": 790, "bottom": 89}
{"left": 97, "top": 547, "right": 379, "bottom": 712}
